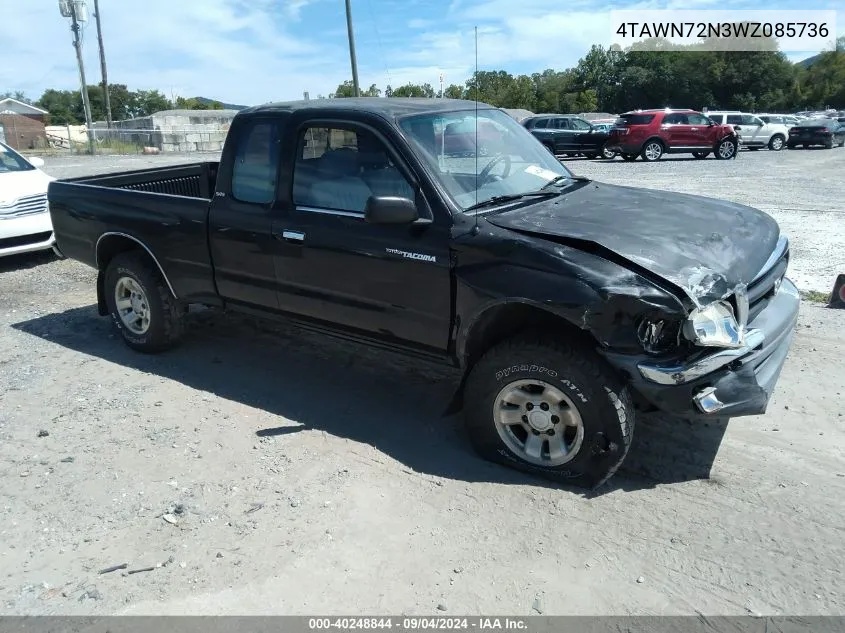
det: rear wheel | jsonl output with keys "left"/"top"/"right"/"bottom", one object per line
{"left": 601, "top": 143, "right": 617, "bottom": 159}
{"left": 104, "top": 252, "right": 183, "bottom": 353}
{"left": 768, "top": 134, "right": 785, "bottom": 151}
{"left": 692, "top": 151, "right": 709, "bottom": 159}
{"left": 463, "top": 335, "right": 635, "bottom": 489}
{"left": 641, "top": 140, "right": 664, "bottom": 161}
{"left": 824, "top": 140, "right": 834, "bottom": 149}
{"left": 714, "top": 138, "right": 737, "bottom": 160}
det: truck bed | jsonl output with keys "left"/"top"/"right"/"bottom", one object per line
{"left": 66, "top": 162, "right": 219, "bottom": 199}
{"left": 48, "top": 162, "right": 221, "bottom": 305}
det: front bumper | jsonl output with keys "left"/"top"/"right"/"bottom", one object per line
{"left": 604, "top": 277, "right": 800, "bottom": 418}
{"left": 0, "top": 211, "right": 55, "bottom": 258}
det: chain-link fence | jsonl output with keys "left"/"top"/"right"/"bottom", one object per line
{"left": 30, "top": 127, "right": 227, "bottom": 156}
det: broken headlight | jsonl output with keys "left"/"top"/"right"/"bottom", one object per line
{"left": 683, "top": 301, "right": 743, "bottom": 348}
{"left": 636, "top": 317, "right": 682, "bottom": 354}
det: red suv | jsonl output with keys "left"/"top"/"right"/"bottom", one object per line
{"left": 606, "top": 109, "right": 739, "bottom": 161}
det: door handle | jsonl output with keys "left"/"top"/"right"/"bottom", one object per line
{"left": 281, "top": 230, "right": 305, "bottom": 242}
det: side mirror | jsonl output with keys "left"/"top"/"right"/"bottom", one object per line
{"left": 364, "top": 196, "right": 419, "bottom": 225}
{"left": 28, "top": 156, "right": 45, "bottom": 168}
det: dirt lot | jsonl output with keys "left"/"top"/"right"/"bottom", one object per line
{"left": 1, "top": 150, "right": 844, "bottom": 616}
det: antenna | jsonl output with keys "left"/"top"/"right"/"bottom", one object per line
{"left": 473, "top": 25, "right": 479, "bottom": 232}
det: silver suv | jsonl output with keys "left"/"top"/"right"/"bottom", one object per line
{"left": 706, "top": 111, "right": 789, "bottom": 151}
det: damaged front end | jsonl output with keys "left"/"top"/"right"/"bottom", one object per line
{"left": 603, "top": 236, "right": 798, "bottom": 418}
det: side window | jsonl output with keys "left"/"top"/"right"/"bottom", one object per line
{"left": 726, "top": 114, "right": 743, "bottom": 125}
{"left": 553, "top": 118, "right": 569, "bottom": 129}
{"left": 570, "top": 118, "right": 592, "bottom": 130}
{"left": 293, "top": 126, "right": 414, "bottom": 214}
{"left": 663, "top": 113, "right": 687, "bottom": 125}
{"left": 742, "top": 115, "right": 759, "bottom": 126}
{"left": 533, "top": 119, "right": 548, "bottom": 129}
{"left": 231, "top": 120, "right": 280, "bottom": 204}
{"left": 687, "top": 113, "right": 710, "bottom": 125}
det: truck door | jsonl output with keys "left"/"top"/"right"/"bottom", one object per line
{"left": 268, "top": 117, "right": 453, "bottom": 352}
{"left": 207, "top": 116, "right": 283, "bottom": 310}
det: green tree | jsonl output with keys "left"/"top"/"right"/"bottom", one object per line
{"left": 330, "top": 81, "right": 381, "bottom": 97}
{"left": 36, "top": 89, "right": 81, "bottom": 125}
{"left": 391, "top": 83, "right": 435, "bottom": 97}
{"left": 443, "top": 84, "right": 464, "bottom": 99}
{"left": 1, "top": 91, "right": 32, "bottom": 104}
{"left": 131, "top": 90, "right": 172, "bottom": 117}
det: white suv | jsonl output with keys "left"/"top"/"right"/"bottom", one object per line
{"left": 706, "top": 111, "right": 789, "bottom": 151}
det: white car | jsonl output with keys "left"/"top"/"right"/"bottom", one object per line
{"left": 706, "top": 111, "right": 790, "bottom": 151}
{"left": 0, "top": 142, "right": 58, "bottom": 258}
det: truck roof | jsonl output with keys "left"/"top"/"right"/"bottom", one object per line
{"left": 239, "top": 97, "right": 495, "bottom": 120}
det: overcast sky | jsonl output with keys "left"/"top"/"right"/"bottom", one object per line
{"left": 2, "top": 0, "right": 842, "bottom": 108}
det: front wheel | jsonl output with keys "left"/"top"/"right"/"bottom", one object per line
{"left": 104, "top": 252, "right": 184, "bottom": 353}
{"left": 714, "top": 137, "right": 737, "bottom": 160}
{"left": 768, "top": 135, "right": 785, "bottom": 151}
{"left": 463, "top": 335, "right": 635, "bottom": 489}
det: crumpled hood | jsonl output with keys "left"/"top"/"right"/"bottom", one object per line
{"left": 484, "top": 180, "right": 780, "bottom": 305}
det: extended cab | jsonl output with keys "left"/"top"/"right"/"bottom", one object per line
{"left": 48, "top": 98, "right": 800, "bottom": 488}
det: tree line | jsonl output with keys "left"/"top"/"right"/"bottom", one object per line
{"left": 329, "top": 36, "right": 845, "bottom": 114}
{"left": 5, "top": 36, "right": 843, "bottom": 124}
{"left": 1, "top": 86, "right": 224, "bottom": 126}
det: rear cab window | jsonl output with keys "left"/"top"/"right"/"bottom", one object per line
{"left": 231, "top": 120, "right": 281, "bottom": 204}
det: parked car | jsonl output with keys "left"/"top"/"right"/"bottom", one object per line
{"left": 434, "top": 118, "right": 507, "bottom": 157}
{"left": 522, "top": 114, "right": 616, "bottom": 159}
{"left": 757, "top": 114, "right": 801, "bottom": 127}
{"left": 47, "top": 98, "right": 799, "bottom": 489}
{"left": 0, "top": 141, "right": 58, "bottom": 259}
{"left": 786, "top": 118, "right": 845, "bottom": 149}
{"left": 606, "top": 109, "right": 738, "bottom": 161}
{"left": 706, "top": 112, "right": 789, "bottom": 151}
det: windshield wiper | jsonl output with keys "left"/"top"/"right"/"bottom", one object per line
{"left": 464, "top": 190, "right": 559, "bottom": 213}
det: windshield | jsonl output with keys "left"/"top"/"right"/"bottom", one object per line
{"left": 0, "top": 142, "right": 36, "bottom": 174}
{"left": 398, "top": 108, "right": 572, "bottom": 213}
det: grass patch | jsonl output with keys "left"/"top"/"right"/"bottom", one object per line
{"left": 800, "top": 289, "right": 830, "bottom": 304}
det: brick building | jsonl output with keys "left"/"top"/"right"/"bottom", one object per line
{"left": 0, "top": 98, "right": 49, "bottom": 150}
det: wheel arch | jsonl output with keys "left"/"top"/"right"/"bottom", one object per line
{"left": 443, "top": 300, "right": 599, "bottom": 416}
{"left": 95, "top": 233, "right": 178, "bottom": 315}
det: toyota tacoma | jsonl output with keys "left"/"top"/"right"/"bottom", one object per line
{"left": 47, "top": 98, "right": 800, "bottom": 488}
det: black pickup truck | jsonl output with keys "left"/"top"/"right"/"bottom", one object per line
{"left": 48, "top": 98, "right": 800, "bottom": 488}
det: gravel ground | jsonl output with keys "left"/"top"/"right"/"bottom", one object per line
{"left": 0, "top": 149, "right": 844, "bottom": 616}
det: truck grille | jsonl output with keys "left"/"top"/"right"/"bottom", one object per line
{"left": 0, "top": 193, "right": 48, "bottom": 219}
{"left": 746, "top": 237, "right": 789, "bottom": 323}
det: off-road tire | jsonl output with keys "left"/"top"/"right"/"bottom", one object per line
{"left": 104, "top": 252, "right": 183, "bottom": 353}
{"left": 463, "top": 335, "right": 635, "bottom": 489}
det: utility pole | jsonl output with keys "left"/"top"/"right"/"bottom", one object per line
{"left": 93, "top": 0, "right": 112, "bottom": 127}
{"left": 344, "top": 0, "right": 360, "bottom": 97}
{"left": 60, "top": 0, "right": 95, "bottom": 154}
